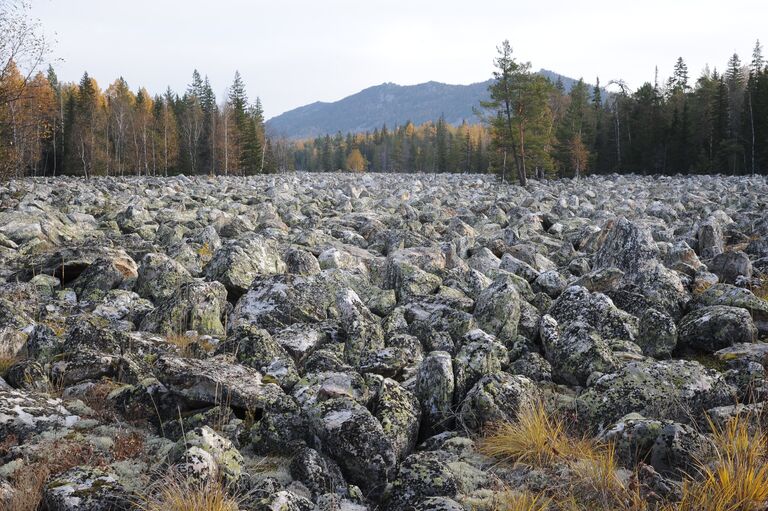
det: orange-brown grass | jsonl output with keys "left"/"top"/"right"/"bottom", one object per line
{"left": 112, "top": 431, "right": 145, "bottom": 461}
{"left": 675, "top": 413, "right": 768, "bottom": 511}
{"left": 479, "top": 401, "right": 596, "bottom": 467}
{"left": 0, "top": 438, "right": 109, "bottom": 511}
{"left": 692, "top": 279, "right": 714, "bottom": 296}
{"left": 752, "top": 279, "right": 768, "bottom": 301}
{"left": 0, "top": 356, "right": 16, "bottom": 378}
{"left": 480, "top": 401, "right": 650, "bottom": 511}
{"left": 492, "top": 490, "right": 551, "bottom": 511}
{"left": 165, "top": 332, "right": 213, "bottom": 358}
{"left": 43, "top": 439, "right": 108, "bottom": 475}
{"left": 0, "top": 464, "right": 48, "bottom": 511}
{"left": 137, "top": 470, "right": 241, "bottom": 511}
{"left": 0, "top": 433, "right": 18, "bottom": 457}
{"left": 80, "top": 380, "right": 122, "bottom": 420}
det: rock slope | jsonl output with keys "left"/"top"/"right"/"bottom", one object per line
{"left": 0, "top": 172, "right": 767, "bottom": 510}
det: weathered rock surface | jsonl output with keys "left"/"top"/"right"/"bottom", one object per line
{"left": 1, "top": 173, "right": 768, "bottom": 509}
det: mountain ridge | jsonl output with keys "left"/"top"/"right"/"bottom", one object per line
{"left": 267, "top": 69, "right": 592, "bottom": 140}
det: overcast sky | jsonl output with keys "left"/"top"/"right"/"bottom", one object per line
{"left": 31, "top": 0, "right": 767, "bottom": 119}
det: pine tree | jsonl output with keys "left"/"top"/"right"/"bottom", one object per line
{"left": 672, "top": 57, "right": 690, "bottom": 92}
{"left": 228, "top": 71, "right": 260, "bottom": 174}
{"left": 436, "top": 115, "right": 449, "bottom": 172}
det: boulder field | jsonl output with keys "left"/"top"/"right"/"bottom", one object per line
{"left": 0, "top": 172, "right": 767, "bottom": 509}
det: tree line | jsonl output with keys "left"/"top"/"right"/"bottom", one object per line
{"left": 3, "top": 0, "right": 768, "bottom": 180}
{"left": 285, "top": 40, "right": 768, "bottom": 181}
{"left": 0, "top": 1, "right": 277, "bottom": 178}
{"left": 288, "top": 120, "right": 491, "bottom": 173}
{"left": 481, "top": 39, "right": 768, "bottom": 184}
{"left": 0, "top": 64, "right": 277, "bottom": 178}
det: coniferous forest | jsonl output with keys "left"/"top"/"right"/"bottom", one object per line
{"left": 288, "top": 41, "right": 768, "bottom": 180}
{"left": 2, "top": 0, "right": 768, "bottom": 180}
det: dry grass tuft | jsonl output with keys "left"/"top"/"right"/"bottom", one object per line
{"left": 44, "top": 439, "right": 108, "bottom": 475}
{"left": 492, "top": 490, "right": 551, "bottom": 511}
{"left": 165, "top": 332, "right": 214, "bottom": 358}
{"left": 137, "top": 470, "right": 241, "bottom": 511}
{"left": 0, "top": 356, "right": 16, "bottom": 378}
{"left": 0, "top": 464, "right": 49, "bottom": 511}
{"left": 479, "top": 401, "right": 595, "bottom": 468}
{"left": 0, "top": 438, "right": 109, "bottom": 511}
{"left": 112, "top": 431, "right": 145, "bottom": 461}
{"left": 480, "top": 402, "right": 651, "bottom": 511}
{"left": 692, "top": 279, "right": 714, "bottom": 296}
{"left": 0, "top": 433, "right": 18, "bottom": 457}
{"left": 675, "top": 413, "right": 768, "bottom": 511}
{"left": 752, "top": 279, "right": 768, "bottom": 301}
{"left": 80, "top": 380, "right": 122, "bottom": 420}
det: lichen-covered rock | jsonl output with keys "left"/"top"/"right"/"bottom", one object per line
{"left": 217, "top": 325, "right": 299, "bottom": 390}
{"left": 292, "top": 371, "right": 371, "bottom": 409}
{"left": 135, "top": 252, "right": 192, "bottom": 303}
{"left": 499, "top": 254, "right": 540, "bottom": 283}
{"left": 708, "top": 250, "right": 752, "bottom": 284}
{"left": 548, "top": 286, "right": 639, "bottom": 342}
{"left": 540, "top": 315, "right": 618, "bottom": 386}
{"left": 533, "top": 270, "right": 567, "bottom": 298}
{"left": 404, "top": 298, "right": 476, "bottom": 349}
{"left": 337, "top": 289, "right": 385, "bottom": 367}
{"left": 283, "top": 247, "right": 322, "bottom": 275}
{"left": 576, "top": 360, "right": 735, "bottom": 427}
{"left": 372, "top": 378, "right": 421, "bottom": 462}
{"left": 169, "top": 426, "right": 244, "bottom": 484}
{"left": 383, "top": 254, "right": 443, "bottom": 302}
{"left": 665, "top": 241, "right": 705, "bottom": 275}
{"left": 43, "top": 467, "right": 132, "bottom": 511}
{"left": 509, "top": 351, "right": 552, "bottom": 381}
{"left": 458, "top": 371, "right": 538, "bottom": 431}
{"left": 627, "top": 262, "right": 689, "bottom": 319}
{"left": 116, "top": 204, "right": 152, "bottom": 234}
{"left": 91, "top": 289, "right": 154, "bottom": 325}
{"left": 678, "top": 305, "right": 757, "bottom": 352}
{"left": 153, "top": 355, "right": 286, "bottom": 412}
{"left": 254, "top": 490, "right": 316, "bottom": 511}
{"left": 204, "top": 236, "right": 286, "bottom": 299}
{"left": 272, "top": 323, "right": 328, "bottom": 365}
{"left": 414, "top": 497, "right": 465, "bottom": 511}
{"left": 6, "top": 168, "right": 768, "bottom": 510}
{"left": 0, "top": 299, "right": 34, "bottom": 359}
{"left": 306, "top": 397, "right": 396, "bottom": 499}
{"left": 139, "top": 279, "right": 227, "bottom": 336}
{"left": 698, "top": 216, "right": 725, "bottom": 259}
{"left": 0, "top": 389, "right": 80, "bottom": 440}
{"left": 360, "top": 333, "right": 424, "bottom": 380}
{"left": 715, "top": 341, "right": 768, "bottom": 364}
{"left": 416, "top": 351, "right": 455, "bottom": 437}
{"left": 385, "top": 451, "right": 460, "bottom": 510}
{"left": 689, "top": 283, "right": 768, "bottom": 336}
{"left": 289, "top": 446, "right": 347, "bottom": 498}
{"left": 231, "top": 273, "right": 334, "bottom": 332}
{"left": 601, "top": 414, "right": 713, "bottom": 477}
{"left": 71, "top": 253, "right": 138, "bottom": 302}
{"left": 4, "top": 359, "right": 48, "bottom": 391}
{"left": 452, "top": 329, "right": 509, "bottom": 402}
{"left": 636, "top": 308, "right": 678, "bottom": 358}
{"left": 593, "top": 217, "right": 659, "bottom": 274}
{"left": 473, "top": 274, "right": 522, "bottom": 346}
